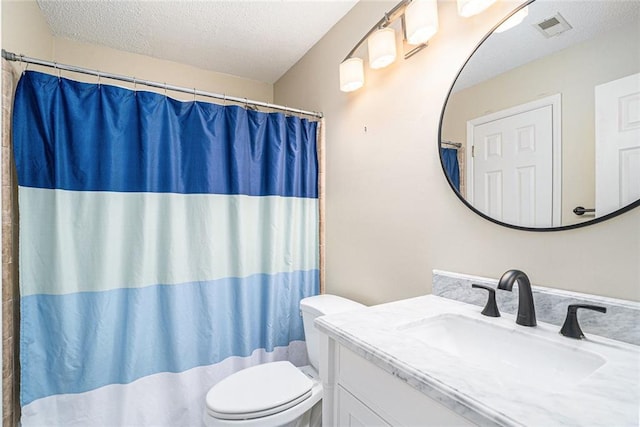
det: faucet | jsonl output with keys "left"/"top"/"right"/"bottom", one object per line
{"left": 497, "top": 269, "right": 536, "bottom": 327}
{"left": 560, "top": 304, "right": 606, "bottom": 339}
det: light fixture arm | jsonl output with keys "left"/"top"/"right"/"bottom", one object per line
{"left": 339, "top": 0, "right": 437, "bottom": 92}
{"left": 342, "top": 0, "right": 424, "bottom": 62}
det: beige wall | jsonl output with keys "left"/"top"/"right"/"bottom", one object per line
{"left": 442, "top": 23, "right": 640, "bottom": 226}
{"left": 2, "top": 0, "right": 273, "bottom": 103}
{"left": 2, "top": 0, "right": 54, "bottom": 61}
{"left": 275, "top": 0, "right": 640, "bottom": 304}
{"left": 50, "top": 38, "right": 273, "bottom": 103}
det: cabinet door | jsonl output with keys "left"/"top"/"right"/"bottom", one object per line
{"left": 337, "top": 345, "right": 475, "bottom": 426}
{"left": 337, "top": 385, "right": 390, "bottom": 427}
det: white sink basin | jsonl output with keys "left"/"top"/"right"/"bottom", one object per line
{"left": 398, "top": 314, "right": 606, "bottom": 389}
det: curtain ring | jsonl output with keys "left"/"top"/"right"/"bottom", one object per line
{"left": 133, "top": 77, "right": 137, "bottom": 93}
{"left": 54, "top": 62, "right": 61, "bottom": 81}
{"left": 223, "top": 94, "right": 226, "bottom": 106}
{"left": 164, "top": 84, "right": 167, "bottom": 97}
{"left": 244, "top": 98, "right": 248, "bottom": 109}
{"left": 97, "top": 71, "right": 101, "bottom": 87}
{"left": 193, "top": 88, "right": 197, "bottom": 102}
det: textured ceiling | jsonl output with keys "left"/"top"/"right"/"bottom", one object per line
{"left": 37, "top": 0, "right": 359, "bottom": 84}
{"left": 454, "top": 0, "right": 640, "bottom": 91}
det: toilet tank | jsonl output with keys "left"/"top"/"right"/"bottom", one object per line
{"left": 300, "top": 294, "right": 365, "bottom": 371}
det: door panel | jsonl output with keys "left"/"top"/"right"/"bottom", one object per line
{"left": 595, "top": 73, "right": 640, "bottom": 216}
{"left": 337, "top": 386, "right": 389, "bottom": 427}
{"left": 472, "top": 105, "right": 554, "bottom": 227}
{"left": 620, "top": 148, "right": 640, "bottom": 206}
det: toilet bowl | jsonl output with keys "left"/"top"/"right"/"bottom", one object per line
{"left": 203, "top": 294, "right": 365, "bottom": 427}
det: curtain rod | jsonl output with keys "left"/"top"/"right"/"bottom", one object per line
{"left": 2, "top": 49, "right": 323, "bottom": 119}
{"left": 442, "top": 140, "right": 462, "bottom": 148}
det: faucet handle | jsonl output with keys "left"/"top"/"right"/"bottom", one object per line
{"left": 560, "top": 304, "right": 607, "bottom": 339}
{"left": 472, "top": 284, "right": 500, "bottom": 317}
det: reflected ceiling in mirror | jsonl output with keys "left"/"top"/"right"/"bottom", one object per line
{"left": 439, "top": 0, "right": 640, "bottom": 231}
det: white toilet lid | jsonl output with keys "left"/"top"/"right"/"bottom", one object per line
{"left": 206, "top": 361, "right": 313, "bottom": 420}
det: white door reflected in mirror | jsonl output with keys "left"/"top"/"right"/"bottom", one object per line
{"left": 468, "top": 98, "right": 558, "bottom": 227}
{"left": 595, "top": 73, "right": 640, "bottom": 217}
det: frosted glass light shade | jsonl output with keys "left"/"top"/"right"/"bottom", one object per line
{"left": 405, "top": 0, "right": 439, "bottom": 45}
{"left": 368, "top": 27, "right": 397, "bottom": 69}
{"left": 339, "top": 57, "right": 364, "bottom": 92}
{"left": 494, "top": 7, "right": 529, "bottom": 33}
{"left": 457, "top": 0, "right": 497, "bottom": 17}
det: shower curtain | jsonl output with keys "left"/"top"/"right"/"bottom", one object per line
{"left": 13, "top": 71, "right": 320, "bottom": 426}
{"left": 440, "top": 147, "right": 460, "bottom": 192}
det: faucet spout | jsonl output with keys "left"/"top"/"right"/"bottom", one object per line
{"left": 497, "top": 269, "right": 537, "bottom": 327}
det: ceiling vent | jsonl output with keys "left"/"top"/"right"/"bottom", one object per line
{"left": 534, "top": 13, "right": 573, "bottom": 38}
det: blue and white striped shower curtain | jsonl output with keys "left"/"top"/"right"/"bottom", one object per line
{"left": 13, "top": 71, "right": 320, "bottom": 426}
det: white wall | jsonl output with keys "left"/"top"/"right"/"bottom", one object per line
{"left": 275, "top": 0, "right": 640, "bottom": 304}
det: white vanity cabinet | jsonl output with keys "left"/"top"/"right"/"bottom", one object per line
{"left": 315, "top": 295, "right": 640, "bottom": 427}
{"left": 319, "top": 334, "right": 474, "bottom": 427}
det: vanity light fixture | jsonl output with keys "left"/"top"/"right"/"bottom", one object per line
{"left": 339, "top": 0, "right": 438, "bottom": 93}
{"left": 368, "top": 27, "right": 397, "bottom": 69}
{"left": 404, "top": 0, "right": 439, "bottom": 45}
{"left": 339, "top": 57, "right": 365, "bottom": 92}
{"left": 457, "top": 0, "right": 497, "bottom": 18}
{"left": 494, "top": 6, "right": 529, "bottom": 33}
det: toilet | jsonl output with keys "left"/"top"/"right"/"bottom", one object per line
{"left": 203, "top": 294, "right": 365, "bottom": 427}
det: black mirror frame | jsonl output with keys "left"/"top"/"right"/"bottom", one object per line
{"left": 438, "top": 0, "right": 640, "bottom": 232}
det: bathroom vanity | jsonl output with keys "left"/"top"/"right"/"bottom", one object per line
{"left": 315, "top": 292, "right": 640, "bottom": 426}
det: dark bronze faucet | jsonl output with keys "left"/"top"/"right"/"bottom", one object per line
{"left": 497, "top": 269, "right": 536, "bottom": 327}
{"left": 560, "top": 304, "right": 607, "bottom": 339}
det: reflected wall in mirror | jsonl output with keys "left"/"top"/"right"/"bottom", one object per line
{"left": 440, "top": 0, "right": 640, "bottom": 230}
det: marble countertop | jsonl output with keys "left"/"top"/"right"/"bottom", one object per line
{"left": 315, "top": 295, "right": 640, "bottom": 427}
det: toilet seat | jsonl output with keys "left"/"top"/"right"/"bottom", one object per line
{"left": 206, "top": 361, "right": 313, "bottom": 420}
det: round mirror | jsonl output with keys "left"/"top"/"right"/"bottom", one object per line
{"left": 439, "top": 0, "right": 640, "bottom": 231}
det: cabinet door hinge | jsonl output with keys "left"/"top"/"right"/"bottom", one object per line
{"left": 471, "top": 145, "right": 475, "bottom": 157}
